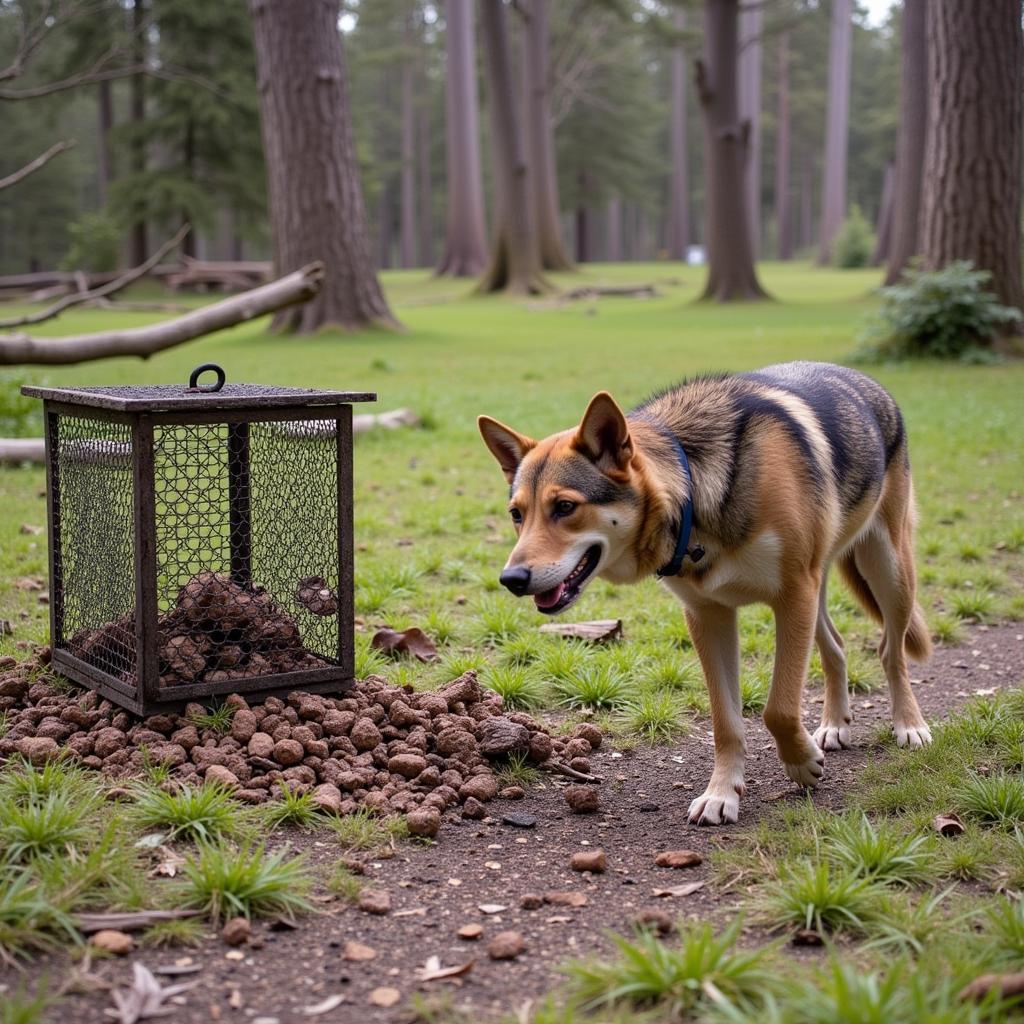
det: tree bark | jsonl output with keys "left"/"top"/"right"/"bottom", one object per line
{"left": 775, "top": 31, "right": 793, "bottom": 260}
{"left": 575, "top": 171, "right": 592, "bottom": 262}
{"left": 885, "top": 0, "right": 928, "bottom": 284}
{"left": 181, "top": 119, "right": 197, "bottom": 260}
{"left": 696, "top": 0, "right": 769, "bottom": 301}
{"left": 476, "top": 0, "right": 549, "bottom": 294}
{"left": 417, "top": 41, "right": 434, "bottom": 267}
{"left": 606, "top": 196, "right": 622, "bottom": 261}
{"left": 522, "top": 0, "right": 573, "bottom": 270}
{"left": 818, "top": 0, "right": 852, "bottom": 264}
{"left": 873, "top": 161, "right": 894, "bottom": 265}
{"left": 129, "top": 0, "right": 147, "bottom": 266}
{"left": 97, "top": 79, "right": 114, "bottom": 207}
{"left": 249, "top": 0, "right": 397, "bottom": 331}
{"left": 437, "top": 0, "right": 489, "bottom": 277}
{"left": 799, "top": 148, "right": 814, "bottom": 250}
{"left": 667, "top": 6, "right": 690, "bottom": 261}
{"left": 920, "top": 0, "right": 1023, "bottom": 309}
{"left": 738, "top": 2, "right": 762, "bottom": 258}
{"left": 400, "top": 9, "right": 418, "bottom": 269}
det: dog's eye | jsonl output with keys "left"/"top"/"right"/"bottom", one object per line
{"left": 509, "top": 508, "right": 523, "bottom": 524}
{"left": 553, "top": 500, "right": 577, "bottom": 518}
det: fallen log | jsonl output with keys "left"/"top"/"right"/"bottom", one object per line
{"left": 0, "top": 262, "right": 323, "bottom": 366}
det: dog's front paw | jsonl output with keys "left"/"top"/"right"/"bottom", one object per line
{"left": 813, "top": 721, "right": 851, "bottom": 751}
{"left": 782, "top": 743, "right": 825, "bottom": 789}
{"left": 688, "top": 777, "right": 744, "bottom": 826}
{"left": 894, "top": 721, "right": 932, "bottom": 749}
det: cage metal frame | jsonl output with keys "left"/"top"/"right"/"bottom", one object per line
{"left": 23, "top": 378, "right": 376, "bottom": 715}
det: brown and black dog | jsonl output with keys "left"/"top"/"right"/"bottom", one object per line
{"left": 479, "top": 361, "right": 932, "bottom": 825}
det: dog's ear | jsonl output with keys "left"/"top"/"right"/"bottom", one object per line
{"left": 478, "top": 416, "right": 536, "bottom": 484}
{"left": 575, "top": 392, "right": 633, "bottom": 472}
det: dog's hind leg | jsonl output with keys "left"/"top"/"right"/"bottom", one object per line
{"left": 764, "top": 573, "right": 826, "bottom": 788}
{"left": 812, "top": 572, "right": 852, "bottom": 751}
{"left": 682, "top": 602, "right": 746, "bottom": 825}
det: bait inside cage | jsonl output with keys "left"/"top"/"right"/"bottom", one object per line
{"left": 23, "top": 367, "right": 376, "bottom": 715}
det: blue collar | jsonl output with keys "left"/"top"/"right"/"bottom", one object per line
{"left": 656, "top": 435, "right": 701, "bottom": 577}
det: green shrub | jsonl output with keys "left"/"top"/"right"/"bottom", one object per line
{"left": 859, "top": 262, "right": 1021, "bottom": 360}
{"left": 60, "top": 211, "right": 121, "bottom": 273}
{"left": 833, "top": 205, "right": 875, "bottom": 268}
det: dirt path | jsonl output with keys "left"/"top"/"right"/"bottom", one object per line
{"left": 8, "top": 623, "right": 1023, "bottom": 1024}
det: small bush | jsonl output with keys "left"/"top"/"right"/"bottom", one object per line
{"left": 833, "top": 205, "right": 875, "bottom": 268}
{"left": 61, "top": 211, "right": 121, "bottom": 273}
{"left": 858, "top": 261, "right": 1021, "bottom": 360}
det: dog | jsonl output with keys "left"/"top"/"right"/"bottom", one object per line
{"left": 478, "top": 361, "right": 932, "bottom": 825}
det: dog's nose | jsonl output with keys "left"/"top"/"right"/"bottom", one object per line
{"left": 499, "top": 566, "right": 532, "bottom": 596}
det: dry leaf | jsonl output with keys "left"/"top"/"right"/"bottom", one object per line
{"left": 342, "top": 940, "right": 376, "bottom": 962}
{"left": 933, "top": 813, "right": 966, "bottom": 838}
{"left": 478, "top": 904, "right": 508, "bottom": 915}
{"left": 538, "top": 619, "right": 622, "bottom": 643}
{"left": 302, "top": 994, "right": 348, "bottom": 1015}
{"left": 652, "top": 881, "right": 705, "bottom": 898}
{"left": 393, "top": 907, "right": 427, "bottom": 918}
{"left": 104, "top": 963, "right": 198, "bottom": 1023}
{"left": 370, "top": 626, "right": 439, "bottom": 662}
{"left": 419, "top": 957, "right": 474, "bottom": 983}
{"left": 368, "top": 987, "right": 401, "bottom": 1008}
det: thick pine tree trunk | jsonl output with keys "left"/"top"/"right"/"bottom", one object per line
{"left": 873, "top": 161, "right": 894, "bottom": 265}
{"left": 818, "top": 0, "right": 852, "bottom": 264}
{"left": 129, "top": 0, "right": 147, "bottom": 265}
{"left": 799, "top": 149, "right": 814, "bottom": 250}
{"left": 920, "top": 0, "right": 1023, "bottom": 310}
{"left": 522, "top": 0, "right": 573, "bottom": 271}
{"left": 606, "top": 196, "right": 622, "bottom": 261}
{"left": 667, "top": 7, "right": 690, "bottom": 261}
{"left": 437, "top": 0, "right": 489, "bottom": 277}
{"left": 696, "top": 0, "right": 769, "bottom": 301}
{"left": 477, "top": 0, "right": 549, "bottom": 294}
{"left": 417, "top": 46, "right": 434, "bottom": 266}
{"left": 97, "top": 80, "right": 114, "bottom": 207}
{"left": 249, "top": 0, "right": 397, "bottom": 331}
{"left": 575, "top": 170, "right": 593, "bottom": 263}
{"left": 181, "top": 119, "right": 197, "bottom": 260}
{"left": 399, "top": 10, "right": 418, "bottom": 269}
{"left": 885, "top": 0, "right": 928, "bottom": 284}
{"left": 775, "top": 31, "right": 793, "bottom": 260}
{"left": 738, "top": 3, "right": 762, "bottom": 258}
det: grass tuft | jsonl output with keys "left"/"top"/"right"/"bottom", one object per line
{"left": 187, "top": 701, "right": 235, "bottom": 735}
{"left": 130, "top": 781, "right": 250, "bottom": 843}
{"left": 956, "top": 773, "right": 1024, "bottom": 829}
{"left": 483, "top": 664, "right": 547, "bottom": 709}
{"left": 758, "top": 860, "right": 883, "bottom": 934}
{"left": 823, "top": 813, "right": 933, "bottom": 886}
{"left": 495, "top": 752, "right": 540, "bottom": 789}
{"left": 554, "top": 665, "right": 634, "bottom": 710}
{"left": 0, "top": 790, "right": 99, "bottom": 863}
{"left": 623, "top": 689, "right": 688, "bottom": 743}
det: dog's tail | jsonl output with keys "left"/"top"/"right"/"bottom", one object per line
{"left": 838, "top": 551, "right": 932, "bottom": 663}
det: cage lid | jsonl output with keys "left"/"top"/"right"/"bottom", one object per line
{"left": 22, "top": 363, "right": 376, "bottom": 413}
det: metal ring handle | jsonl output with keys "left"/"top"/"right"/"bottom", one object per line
{"left": 188, "top": 363, "right": 226, "bottom": 393}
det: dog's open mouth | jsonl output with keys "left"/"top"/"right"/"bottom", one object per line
{"left": 533, "top": 545, "right": 601, "bottom": 615}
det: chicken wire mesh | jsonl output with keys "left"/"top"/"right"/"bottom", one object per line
{"left": 27, "top": 370, "right": 372, "bottom": 714}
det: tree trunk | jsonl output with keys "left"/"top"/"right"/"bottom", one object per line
{"left": 775, "top": 31, "right": 793, "bottom": 260}
{"left": 129, "top": 0, "right": 147, "bottom": 266}
{"left": 97, "top": 80, "right": 114, "bottom": 207}
{"left": 920, "top": 0, "right": 1023, "bottom": 309}
{"left": 437, "top": 0, "right": 489, "bottom": 277}
{"left": 873, "top": 161, "right": 894, "bottom": 265}
{"left": 606, "top": 196, "right": 622, "bottom": 261}
{"left": 667, "top": 7, "right": 690, "bottom": 261}
{"left": 522, "top": 0, "right": 573, "bottom": 270}
{"left": 249, "top": 0, "right": 397, "bottom": 331}
{"left": 181, "top": 119, "right": 197, "bottom": 260}
{"left": 696, "top": 0, "right": 769, "bottom": 301}
{"left": 818, "top": 0, "right": 852, "bottom": 264}
{"left": 738, "top": 2, "right": 762, "bottom": 258}
{"left": 399, "top": 10, "right": 418, "bottom": 269}
{"left": 377, "top": 182, "right": 393, "bottom": 270}
{"left": 417, "top": 44, "right": 433, "bottom": 267}
{"left": 885, "top": 0, "right": 928, "bottom": 284}
{"left": 575, "top": 171, "right": 592, "bottom": 262}
{"left": 476, "top": 0, "right": 548, "bottom": 294}
{"left": 799, "top": 149, "right": 814, "bottom": 251}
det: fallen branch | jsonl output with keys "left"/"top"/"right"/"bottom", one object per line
{"left": 957, "top": 972, "right": 1024, "bottom": 1003}
{"left": 0, "top": 225, "right": 190, "bottom": 329}
{"left": 544, "top": 761, "right": 603, "bottom": 784}
{"left": 74, "top": 909, "right": 203, "bottom": 934}
{"left": 0, "top": 140, "right": 75, "bottom": 192}
{"left": 0, "top": 261, "right": 323, "bottom": 366}
{"left": 562, "top": 284, "right": 659, "bottom": 300}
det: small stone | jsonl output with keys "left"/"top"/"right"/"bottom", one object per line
{"left": 350, "top": 718, "right": 383, "bottom": 752}
{"left": 406, "top": 806, "right": 441, "bottom": 838}
{"left": 654, "top": 850, "right": 703, "bottom": 869}
{"left": 498, "top": 786, "right": 526, "bottom": 800}
{"left": 358, "top": 889, "right": 391, "bottom": 915}
{"left": 572, "top": 723, "right": 603, "bottom": 750}
{"left": 248, "top": 732, "right": 275, "bottom": 758}
{"left": 461, "top": 797, "right": 486, "bottom": 820}
{"left": 544, "top": 891, "right": 587, "bottom": 907}
{"left": 633, "top": 909, "right": 673, "bottom": 935}
{"left": 478, "top": 717, "right": 531, "bottom": 758}
{"left": 519, "top": 893, "right": 543, "bottom": 910}
{"left": 459, "top": 775, "right": 498, "bottom": 803}
{"left": 792, "top": 928, "right": 824, "bottom": 947}
{"left": 273, "top": 738, "right": 304, "bottom": 767}
{"left": 457, "top": 923, "right": 484, "bottom": 940}
{"left": 312, "top": 783, "right": 342, "bottom": 814}
{"left": 388, "top": 753, "right": 428, "bottom": 779}
{"left": 16, "top": 736, "right": 59, "bottom": 765}
{"left": 570, "top": 849, "right": 606, "bottom": 873}
{"left": 342, "top": 940, "right": 377, "bottom": 961}
{"left": 205, "top": 764, "right": 240, "bottom": 789}
{"left": 501, "top": 812, "right": 537, "bottom": 828}
{"left": 564, "top": 785, "right": 600, "bottom": 813}
{"left": 368, "top": 987, "right": 401, "bottom": 1008}
{"left": 221, "top": 917, "right": 251, "bottom": 947}
{"left": 90, "top": 929, "right": 134, "bottom": 955}
{"left": 487, "top": 930, "right": 525, "bottom": 960}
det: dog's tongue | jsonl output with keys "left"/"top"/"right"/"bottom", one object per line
{"left": 533, "top": 583, "right": 565, "bottom": 610}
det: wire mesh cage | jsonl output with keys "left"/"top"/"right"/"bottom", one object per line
{"left": 23, "top": 365, "right": 376, "bottom": 715}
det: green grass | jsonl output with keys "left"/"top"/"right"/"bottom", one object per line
{"left": 186, "top": 701, "right": 236, "bottom": 735}
{"left": 758, "top": 860, "right": 884, "bottom": 934}
{"left": 327, "top": 807, "right": 404, "bottom": 852}
{"left": 956, "top": 773, "right": 1024, "bottom": 830}
{"left": 0, "top": 790, "right": 99, "bottom": 862}
{"left": 129, "top": 781, "right": 251, "bottom": 843}
{"left": 822, "top": 813, "right": 933, "bottom": 887}
{"left": 258, "top": 785, "right": 322, "bottom": 831}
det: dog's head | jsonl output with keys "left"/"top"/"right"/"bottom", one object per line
{"left": 478, "top": 393, "right": 647, "bottom": 614}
